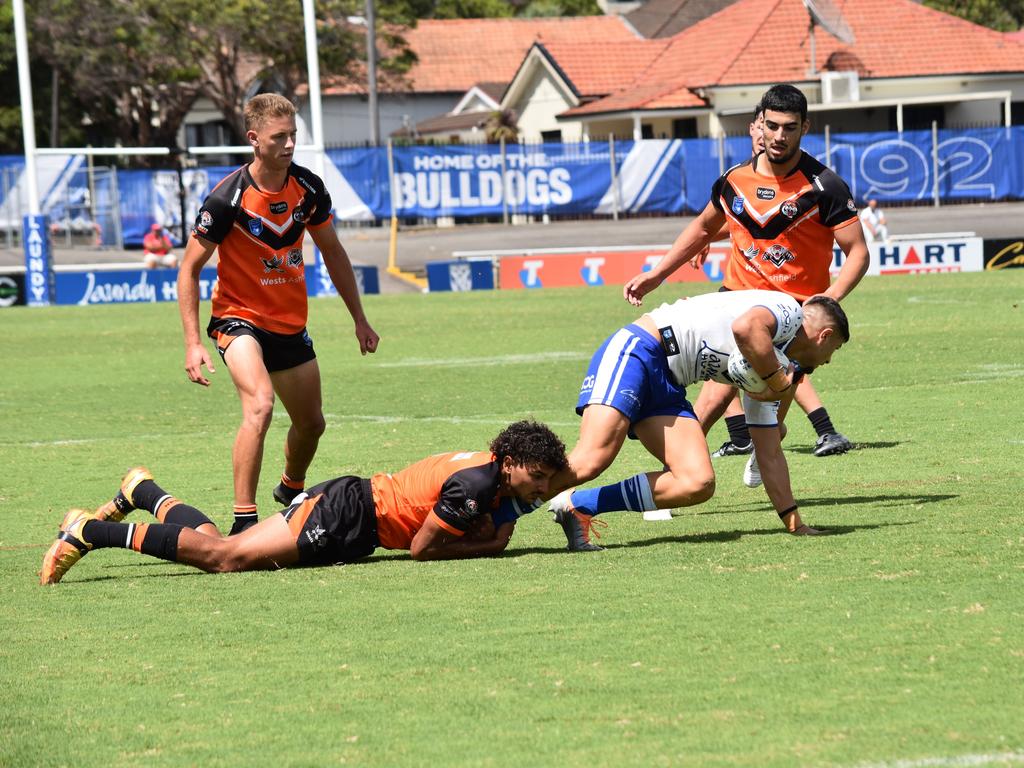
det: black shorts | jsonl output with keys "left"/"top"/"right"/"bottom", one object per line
{"left": 207, "top": 316, "right": 316, "bottom": 373}
{"left": 281, "top": 476, "right": 379, "bottom": 566}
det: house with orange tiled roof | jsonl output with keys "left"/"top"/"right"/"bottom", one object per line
{"left": 501, "top": 0, "right": 1024, "bottom": 141}
{"left": 314, "top": 16, "right": 641, "bottom": 144}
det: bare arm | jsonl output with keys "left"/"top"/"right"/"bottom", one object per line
{"left": 309, "top": 224, "right": 379, "bottom": 355}
{"left": 623, "top": 201, "right": 726, "bottom": 306}
{"left": 732, "top": 306, "right": 794, "bottom": 397}
{"left": 409, "top": 517, "right": 515, "bottom": 560}
{"left": 177, "top": 236, "right": 218, "bottom": 386}
{"left": 748, "top": 425, "right": 821, "bottom": 535}
{"left": 826, "top": 222, "right": 870, "bottom": 301}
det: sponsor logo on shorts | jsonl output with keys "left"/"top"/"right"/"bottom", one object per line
{"left": 756, "top": 187, "right": 775, "bottom": 200}
{"left": 580, "top": 374, "right": 596, "bottom": 393}
{"left": 618, "top": 388, "right": 640, "bottom": 404}
{"left": 270, "top": 201, "right": 288, "bottom": 215}
{"left": 762, "top": 244, "right": 796, "bottom": 267}
{"left": 305, "top": 524, "right": 327, "bottom": 549}
{"left": 731, "top": 196, "right": 745, "bottom": 215}
{"left": 248, "top": 219, "right": 264, "bottom": 236}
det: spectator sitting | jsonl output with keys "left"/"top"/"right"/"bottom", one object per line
{"left": 859, "top": 199, "right": 890, "bottom": 244}
{"left": 143, "top": 223, "right": 178, "bottom": 269}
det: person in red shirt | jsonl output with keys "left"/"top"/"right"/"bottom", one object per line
{"left": 40, "top": 421, "right": 568, "bottom": 584}
{"left": 177, "top": 93, "right": 380, "bottom": 535}
{"left": 142, "top": 223, "right": 177, "bottom": 269}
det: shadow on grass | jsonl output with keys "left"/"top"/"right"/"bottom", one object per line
{"left": 787, "top": 440, "right": 902, "bottom": 455}
{"left": 594, "top": 520, "right": 917, "bottom": 549}
{"left": 702, "top": 492, "right": 958, "bottom": 516}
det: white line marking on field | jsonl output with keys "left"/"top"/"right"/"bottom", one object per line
{"left": 324, "top": 414, "right": 578, "bottom": 428}
{"left": 376, "top": 351, "right": 588, "bottom": 368}
{"left": 850, "top": 751, "right": 1024, "bottom": 768}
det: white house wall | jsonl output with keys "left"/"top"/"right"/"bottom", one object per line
{"left": 512, "top": 69, "right": 582, "bottom": 142}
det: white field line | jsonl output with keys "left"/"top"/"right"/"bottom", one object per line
{"left": 849, "top": 750, "right": 1024, "bottom": 768}
{"left": 375, "top": 351, "right": 588, "bottom": 368}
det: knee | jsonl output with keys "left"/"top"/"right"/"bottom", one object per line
{"left": 663, "top": 472, "right": 716, "bottom": 507}
{"left": 243, "top": 393, "right": 275, "bottom": 433}
{"left": 294, "top": 411, "right": 326, "bottom": 439}
{"left": 567, "top": 450, "right": 614, "bottom": 485}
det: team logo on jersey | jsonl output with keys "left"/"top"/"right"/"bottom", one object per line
{"left": 762, "top": 244, "right": 795, "bottom": 267}
{"left": 269, "top": 201, "right": 288, "bottom": 215}
{"left": 287, "top": 248, "right": 303, "bottom": 268}
{"left": 248, "top": 219, "right": 264, "bottom": 236}
{"left": 742, "top": 244, "right": 760, "bottom": 261}
{"left": 756, "top": 187, "right": 776, "bottom": 201}
{"left": 199, "top": 211, "right": 213, "bottom": 228}
{"left": 847, "top": 198, "right": 857, "bottom": 212}
{"left": 781, "top": 201, "right": 799, "bottom": 218}
{"left": 293, "top": 208, "right": 307, "bottom": 223}
{"left": 261, "top": 255, "right": 286, "bottom": 273}
{"left": 731, "top": 196, "right": 745, "bottom": 215}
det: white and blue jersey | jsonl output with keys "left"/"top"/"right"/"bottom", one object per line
{"left": 576, "top": 290, "right": 803, "bottom": 429}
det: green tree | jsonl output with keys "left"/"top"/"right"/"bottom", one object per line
{"left": 922, "top": 0, "right": 1024, "bottom": 31}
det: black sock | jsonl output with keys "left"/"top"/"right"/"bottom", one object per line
{"left": 162, "top": 503, "right": 215, "bottom": 530}
{"left": 807, "top": 407, "right": 837, "bottom": 437}
{"left": 130, "top": 479, "right": 172, "bottom": 513}
{"left": 725, "top": 415, "right": 751, "bottom": 446}
{"left": 82, "top": 519, "right": 131, "bottom": 549}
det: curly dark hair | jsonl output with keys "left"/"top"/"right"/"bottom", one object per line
{"left": 490, "top": 420, "right": 569, "bottom": 472}
{"left": 760, "top": 84, "right": 808, "bottom": 122}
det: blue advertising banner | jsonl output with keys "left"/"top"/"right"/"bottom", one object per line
{"left": 4, "top": 126, "right": 1024, "bottom": 231}
{"left": 53, "top": 263, "right": 380, "bottom": 306}
{"left": 23, "top": 214, "right": 53, "bottom": 306}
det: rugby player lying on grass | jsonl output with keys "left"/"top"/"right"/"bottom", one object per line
{"left": 40, "top": 420, "right": 566, "bottom": 584}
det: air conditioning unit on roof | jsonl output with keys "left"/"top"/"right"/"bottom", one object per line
{"left": 821, "top": 71, "right": 860, "bottom": 104}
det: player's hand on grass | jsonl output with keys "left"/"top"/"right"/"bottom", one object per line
{"left": 184, "top": 343, "right": 215, "bottom": 386}
{"left": 355, "top": 318, "right": 380, "bottom": 355}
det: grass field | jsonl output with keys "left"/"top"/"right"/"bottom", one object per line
{"left": 2, "top": 271, "right": 1023, "bottom": 768}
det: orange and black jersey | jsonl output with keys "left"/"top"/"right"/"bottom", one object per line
{"left": 192, "top": 163, "right": 333, "bottom": 335}
{"left": 370, "top": 451, "right": 504, "bottom": 550}
{"left": 711, "top": 151, "right": 859, "bottom": 301}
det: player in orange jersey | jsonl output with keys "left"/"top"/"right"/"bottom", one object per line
{"left": 40, "top": 421, "right": 567, "bottom": 584}
{"left": 623, "top": 84, "right": 868, "bottom": 486}
{"left": 177, "top": 94, "right": 379, "bottom": 536}
{"left": 704, "top": 101, "right": 858, "bottom": 461}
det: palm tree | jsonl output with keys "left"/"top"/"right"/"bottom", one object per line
{"left": 485, "top": 109, "right": 518, "bottom": 143}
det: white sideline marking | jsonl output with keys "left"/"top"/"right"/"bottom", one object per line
{"left": 324, "top": 414, "right": 578, "bottom": 428}
{"left": 850, "top": 751, "right": 1024, "bottom": 768}
{"left": 376, "top": 351, "right": 588, "bottom": 368}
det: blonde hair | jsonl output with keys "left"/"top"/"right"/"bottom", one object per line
{"left": 244, "top": 94, "right": 297, "bottom": 133}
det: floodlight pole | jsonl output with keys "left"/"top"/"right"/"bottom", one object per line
{"left": 12, "top": 0, "right": 52, "bottom": 306}
{"left": 301, "top": 0, "right": 326, "bottom": 179}
{"left": 366, "top": 0, "right": 380, "bottom": 145}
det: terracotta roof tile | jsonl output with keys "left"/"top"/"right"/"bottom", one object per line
{"left": 323, "top": 16, "right": 638, "bottom": 96}
{"left": 564, "top": 0, "right": 1024, "bottom": 113}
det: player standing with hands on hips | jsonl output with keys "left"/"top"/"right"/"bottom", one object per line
{"left": 624, "top": 84, "right": 868, "bottom": 485}
{"left": 177, "top": 94, "right": 379, "bottom": 535}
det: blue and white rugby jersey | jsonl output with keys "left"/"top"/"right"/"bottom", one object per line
{"left": 646, "top": 289, "right": 802, "bottom": 388}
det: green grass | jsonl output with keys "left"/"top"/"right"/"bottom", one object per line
{"left": 1, "top": 273, "right": 1023, "bottom": 768}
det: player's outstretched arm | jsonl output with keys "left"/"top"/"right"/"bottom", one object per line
{"left": 749, "top": 428, "right": 824, "bottom": 536}
{"left": 623, "top": 202, "right": 725, "bottom": 307}
{"left": 826, "top": 222, "right": 870, "bottom": 302}
{"left": 409, "top": 517, "right": 515, "bottom": 560}
{"left": 177, "top": 236, "right": 218, "bottom": 386}
{"left": 310, "top": 224, "right": 380, "bottom": 355}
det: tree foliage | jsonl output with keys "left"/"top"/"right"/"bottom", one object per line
{"left": 922, "top": 0, "right": 1024, "bottom": 31}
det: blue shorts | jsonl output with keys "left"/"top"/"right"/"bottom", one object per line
{"left": 576, "top": 324, "right": 695, "bottom": 433}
